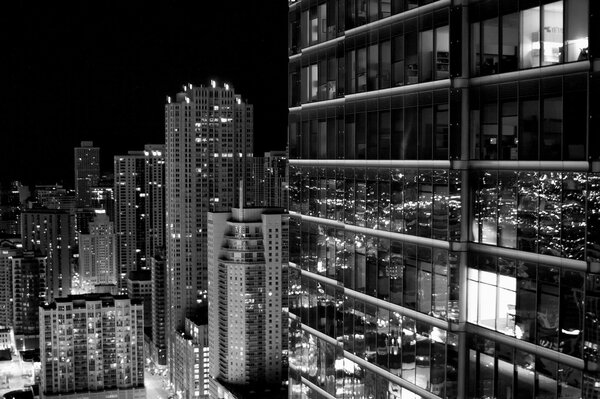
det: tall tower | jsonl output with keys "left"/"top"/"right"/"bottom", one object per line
{"left": 144, "top": 144, "right": 166, "bottom": 260}
{"left": 165, "top": 81, "right": 253, "bottom": 376}
{"left": 12, "top": 250, "right": 46, "bottom": 350}
{"left": 114, "top": 151, "right": 146, "bottom": 291}
{"left": 74, "top": 141, "right": 100, "bottom": 208}
{"left": 288, "top": 1, "right": 600, "bottom": 398}
{"left": 21, "top": 209, "right": 73, "bottom": 301}
{"left": 78, "top": 210, "right": 117, "bottom": 291}
{"left": 208, "top": 206, "right": 288, "bottom": 389}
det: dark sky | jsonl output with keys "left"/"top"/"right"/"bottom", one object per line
{"left": 1, "top": 2, "right": 288, "bottom": 187}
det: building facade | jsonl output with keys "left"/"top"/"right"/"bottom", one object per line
{"left": 208, "top": 207, "right": 288, "bottom": 388}
{"left": 127, "top": 269, "right": 152, "bottom": 336}
{"left": 21, "top": 209, "right": 73, "bottom": 301}
{"left": 150, "top": 252, "right": 167, "bottom": 366}
{"left": 12, "top": 250, "right": 46, "bottom": 350}
{"left": 288, "top": 0, "right": 600, "bottom": 398}
{"left": 39, "top": 294, "right": 144, "bottom": 397}
{"left": 247, "top": 152, "right": 289, "bottom": 209}
{"left": 114, "top": 152, "right": 146, "bottom": 292}
{"left": 172, "top": 315, "right": 210, "bottom": 399}
{"left": 78, "top": 210, "right": 117, "bottom": 291}
{"left": 144, "top": 144, "right": 166, "bottom": 261}
{"left": 74, "top": 141, "right": 100, "bottom": 208}
{"left": 165, "top": 81, "right": 253, "bottom": 378}
{"left": 0, "top": 238, "right": 20, "bottom": 329}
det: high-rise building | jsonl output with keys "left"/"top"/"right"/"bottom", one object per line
{"left": 39, "top": 294, "right": 145, "bottom": 399}
{"left": 247, "top": 152, "right": 289, "bottom": 209}
{"left": 13, "top": 250, "right": 46, "bottom": 350}
{"left": 127, "top": 269, "right": 152, "bottom": 336}
{"left": 144, "top": 145, "right": 166, "bottom": 261}
{"left": 207, "top": 206, "right": 288, "bottom": 390}
{"left": 165, "top": 81, "right": 253, "bottom": 377}
{"left": 21, "top": 209, "right": 73, "bottom": 301}
{"left": 172, "top": 314, "right": 210, "bottom": 399}
{"left": 114, "top": 151, "right": 146, "bottom": 291}
{"left": 150, "top": 252, "right": 167, "bottom": 366}
{"left": 0, "top": 237, "right": 20, "bottom": 329}
{"left": 288, "top": 1, "right": 599, "bottom": 398}
{"left": 74, "top": 141, "right": 100, "bottom": 208}
{"left": 0, "top": 181, "right": 28, "bottom": 235}
{"left": 77, "top": 210, "right": 117, "bottom": 292}
{"left": 91, "top": 173, "right": 115, "bottom": 220}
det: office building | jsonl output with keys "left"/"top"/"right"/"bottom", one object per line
{"left": 21, "top": 209, "right": 73, "bottom": 301}
{"left": 150, "top": 252, "right": 167, "bottom": 366}
{"left": 288, "top": 1, "right": 599, "bottom": 398}
{"left": 74, "top": 141, "right": 100, "bottom": 208}
{"left": 13, "top": 250, "right": 46, "bottom": 350}
{"left": 114, "top": 151, "right": 146, "bottom": 291}
{"left": 172, "top": 314, "right": 210, "bottom": 399}
{"left": 39, "top": 294, "right": 145, "bottom": 398}
{"left": 77, "top": 210, "right": 117, "bottom": 292}
{"left": 208, "top": 206, "right": 288, "bottom": 389}
{"left": 165, "top": 81, "right": 253, "bottom": 378}
{"left": 144, "top": 144, "right": 166, "bottom": 261}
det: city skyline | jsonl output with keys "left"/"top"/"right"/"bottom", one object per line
{"left": 0, "top": 2, "right": 288, "bottom": 186}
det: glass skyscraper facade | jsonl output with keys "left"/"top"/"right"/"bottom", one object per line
{"left": 287, "top": 0, "right": 600, "bottom": 398}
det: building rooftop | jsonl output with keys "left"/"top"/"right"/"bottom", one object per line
{"left": 41, "top": 294, "right": 142, "bottom": 310}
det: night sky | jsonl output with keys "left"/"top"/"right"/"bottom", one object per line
{"left": 1, "top": 2, "right": 289, "bottom": 186}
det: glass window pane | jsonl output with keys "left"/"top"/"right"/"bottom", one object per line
{"left": 471, "top": 21, "right": 481, "bottom": 76}
{"left": 541, "top": 96, "right": 562, "bottom": 160}
{"left": 482, "top": 18, "right": 499, "bottom": 74}
{"left": 368, "top": 44, "right": 378, "bottom": 91}
{"left": 520, "top": 7, "right": 541, "bottom": 69}
{"left": 419, "top": 29, "right": 434, "bottom": 82}
{"left": 479, "top": 283, "right": 497, "bottom": 330}
{"left": 357, "top": 47, "right": 367, "bottom": 92}
{"left": 542, "top": 1, "right": 563, "bottom": 66}
{"left": 501, "top": 13, "right": 519, "bottom": 73}
{"left": 380, "top": 40, "right": 391, "bottom": 89}
{"left": 566, "top": 0, "right": 588, "bottom": 62}
{"left": 435, "top": 25, "right": 449, "bottom": 80}
{"left": 501, "top": 100, "right": 518, "bottom": 160}
{"left": 498, "top": 171, "right": 518, "bottom": 248}
{"left": 519, "top": 98, "right": 539, "bottom": 160}
{"left": 480, "top": 353, "right": 495, "bottom": 398}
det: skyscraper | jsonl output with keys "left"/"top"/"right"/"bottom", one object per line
{"left": 288, "top": 1, "right": 599, "bottom": 398}
{"left": 144, "top": 144, "right": 166, "bottom": 261}
{"left": 165, "top": 81, "right": 253, "bottom": 376}
{"left": 207, "top": 206, "right": 288, "bottom": 389}
{"left": 150, "top": 251, "right": 167, "bottom": 366}
{"left": 114, "top": 151, "right": 146, "bottom": 291}
{"left": 13, "top": 250, "right": 46, "bottom": 350}
{"left": 78, "top": 210, "right": 117, "bottom": 291}
{"left": 74, "top": 141, "right": 100, "bottom": 208}
{"left": 39, "top": 294, "right": 145, "bottom": 399}
{"left": 21, "top": 209, "right": 73, "bottom": 301}
{"left": 0, "top": 237, "right": 20, "bottom": 329}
